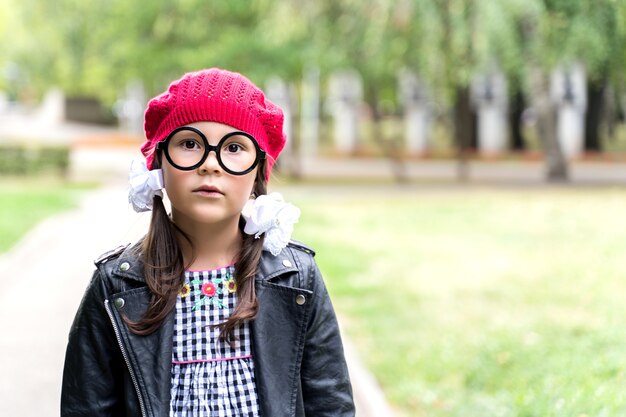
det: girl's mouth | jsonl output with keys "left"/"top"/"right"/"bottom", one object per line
{"left": 193, "top": 185, "right": 224, "bottom": 196}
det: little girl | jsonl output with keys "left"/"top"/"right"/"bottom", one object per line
{"left": 61, "top": 68, "right": 354, "bottom": 417}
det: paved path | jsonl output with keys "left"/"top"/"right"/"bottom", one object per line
{"left": 0, "top": 186, "right": 150, "bottom": 416}
{"left": 0, "top": 183, "right": 394, "bottom": 417}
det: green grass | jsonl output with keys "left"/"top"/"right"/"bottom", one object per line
{"left": 0, "top": 178, "right": 90, "bottom": 252}
{"left": 289, "top": 186, "right": 626, "bottom": 417}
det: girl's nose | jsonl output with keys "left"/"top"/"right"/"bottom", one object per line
{"left": 199, "top": 150, "right": 221, "bottom": 174}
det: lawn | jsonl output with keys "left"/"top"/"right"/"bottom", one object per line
{"left": 0, "top": 178, "right": 88, "bottom": 252}
{"left": 288, "top": 185, "right": 626, "bottom": 417}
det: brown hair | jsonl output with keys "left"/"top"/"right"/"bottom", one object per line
{"left": 124, "top": 159, "right": 267, "bottom": 345}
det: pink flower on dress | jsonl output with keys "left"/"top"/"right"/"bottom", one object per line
{"left": 190, "top": 277, "right": 225, "bottom": 311}
{"left": 201, "top": 282, "right": 217, "bottom": 297}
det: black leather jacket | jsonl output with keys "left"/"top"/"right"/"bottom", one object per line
{"left": 61, "top": 241, "right": 354, "bottom": 417}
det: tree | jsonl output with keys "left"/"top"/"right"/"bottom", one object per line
{"left": 3, "top": 0, "right": 626, "bottom": 184}
{"left": 523, "top": 0, "right": 626, "bottom": 180}
{"left": 1, "top": 0, "right": 307, "bottom": 104}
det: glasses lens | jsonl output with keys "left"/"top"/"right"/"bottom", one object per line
{"left": 219, "top": 134, "right": 259, "bottom": 174}
{"left": 167, "top": 129, "right": 206, "bottom": 168}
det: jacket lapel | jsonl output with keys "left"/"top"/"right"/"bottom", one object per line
{"left": 106, "top": 252, "right": 174, "bottom": 417}
{"left": 252, "top": 249, "right": 313, "bottom": 416}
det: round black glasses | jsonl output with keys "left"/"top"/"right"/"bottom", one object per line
{"left": 156, "top": 126, "right": 266, "bottom": 175}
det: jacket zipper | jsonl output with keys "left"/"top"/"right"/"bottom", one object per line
{"left": 104, "top": 299, "right": 148, "bottom": 417}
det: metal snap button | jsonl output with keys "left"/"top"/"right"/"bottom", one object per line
{"left": 282, "top": 259, "right": 292, "bottom": 268}
{"left": 296, "top": 294, "right": 306, "bottom": 305}
{"left": 119, "top": 262, "right": 130, "bottom": 272}
{"left": 114, "top": 298, "right": 125, "bottom": 309}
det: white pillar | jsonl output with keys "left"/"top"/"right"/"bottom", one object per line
{"left": 471, "top": 68, "right": 508, "bottom": 155}
{"left": 300, "top": 67, "right": 320, "bottom": 159}
{"left": 327, "top": 70, "right": 363, "bottom": 153}
{"left": 551, "top": 62, "right": 587, "bottom": 158}
{"left": 398, "top": 69, "right": 431, "bottom": 154}
{"left": 115, "top": 80, "right": 146, "bottom": 134}
{"left": 0, "top": 91, "right": 8, "bottom": 114}
{"left": 38, "top": 88, "right": 65, "bottom": 125}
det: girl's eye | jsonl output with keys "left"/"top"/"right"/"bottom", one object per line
{"left": 181, "top": 140, "right": 199, "bottom": 150}
{"left": 226, "top": 143, "right": 243, "bottom": 153}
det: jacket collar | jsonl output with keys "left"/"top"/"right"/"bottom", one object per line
{"left": 256, "top": 248, "right": 298, "bottom": 281}
{"left": 104, "top": 244, "right": 297, "bottom": 283}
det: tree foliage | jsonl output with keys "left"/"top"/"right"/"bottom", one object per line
{"left": 1, "top": 0, "right": 625, "bottom": 109}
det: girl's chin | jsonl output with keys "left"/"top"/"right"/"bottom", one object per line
{"left": 173, "top": 211, "right": 241, "bottom": 229}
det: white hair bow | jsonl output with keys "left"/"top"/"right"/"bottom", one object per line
{"left": 128, "top": 159, "right": 164, "bottom": 212}
{"left": 242, "top": 192, "right": 300, "bottom": 256}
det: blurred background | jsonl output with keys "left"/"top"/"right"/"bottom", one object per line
{"left": 1, "top": 0, "right": 626, "bottom": 416}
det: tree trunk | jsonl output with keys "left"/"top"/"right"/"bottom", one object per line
{"left": 453, "top": 85, "right": 474, "bottom": 181}
{"left": 510, "top": 90, "right": 526, "bottom": 151}
{"left": 366, "top": 88, "right": 408, "bottom": 183}
{"left": 584, "top": 79, "right": 606, "bottom": 152}
{"left": 529, "top": 68, "right": 568, "bottom": 182}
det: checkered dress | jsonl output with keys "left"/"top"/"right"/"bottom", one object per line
{"left": 170, "top": 266, "right": 260, "bottom": 417}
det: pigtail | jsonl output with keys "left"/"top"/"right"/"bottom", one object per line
{"left": 124, "top": 159, "right": 189, "bottom": 335}
{"left": 215, "top": 161, "right": 267, "bottom": 345}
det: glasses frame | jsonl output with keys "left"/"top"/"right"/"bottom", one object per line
{"left": 156, "top": 126, "right": 266, "bottom": 175}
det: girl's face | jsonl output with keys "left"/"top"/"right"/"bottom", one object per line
{"left": 161, "top": 121, "right": 258, "bottom": 232}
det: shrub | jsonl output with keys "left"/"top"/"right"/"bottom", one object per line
{"left": 0, "top": 143, "right": 70, "bottom": 176}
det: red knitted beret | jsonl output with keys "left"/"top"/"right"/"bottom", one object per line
{"left": 142, "top": 68, "right": 286, "bottom": 179}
